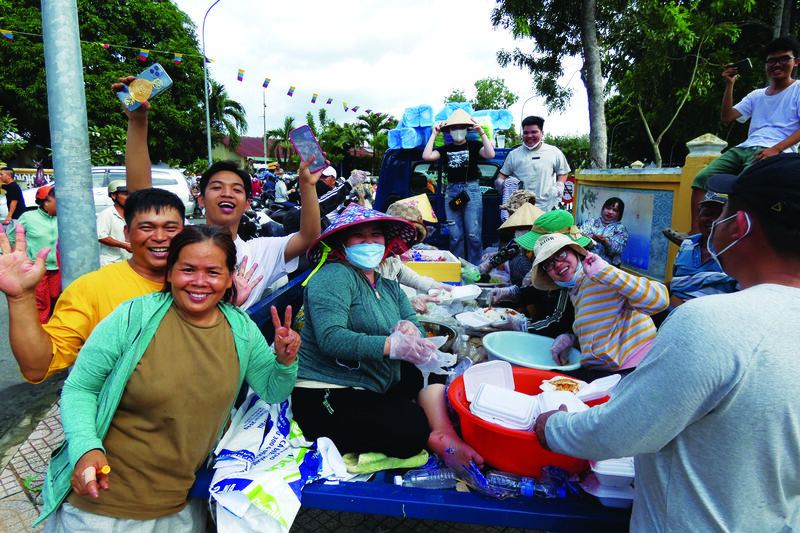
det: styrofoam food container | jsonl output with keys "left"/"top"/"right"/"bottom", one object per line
{"left": 580, "top": 473, "right": 634, "bottom": 508}
{"left": 463, "top": 360, "right": 514, "bottom": 402}
{"left": 483, "top": 331, "right": 582, "bottom": 372}
{"left": 590, "top": 457, "right": 635, "bottom": 487}
{"left": 469, "top": 382, "right": 538, "bottom": 431}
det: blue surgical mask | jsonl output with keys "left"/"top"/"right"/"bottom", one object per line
{"left": 345, "top": 243, "right": 386, "bottom": 271}
{"left": 706, "top": 212, "right": 751, "bottom": 269}
{"left": 554, "top": 262, "right": 583, "bottom": 288}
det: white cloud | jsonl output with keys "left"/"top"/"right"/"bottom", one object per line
{"left": 173, "top": 0, "right": 589, "bottom": 137}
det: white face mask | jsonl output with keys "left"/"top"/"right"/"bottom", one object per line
{"left": 524, "top": 140, "right": 542, "bottom": 151}
{"left": 706, "top": 212, "right": 751, "bottom": 269}
{"left": 449, "top": 128, "right": 467, "bottom": 142}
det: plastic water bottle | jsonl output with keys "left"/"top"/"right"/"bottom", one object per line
{"left": 395, "top": 467, "right": 457, "bottom": 489}
{"left": 486, "top": 470, "right": 566, "bottom": 498}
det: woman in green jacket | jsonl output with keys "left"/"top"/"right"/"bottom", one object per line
{"left": 38, "top": 225, "right": 298, "bottom": 532}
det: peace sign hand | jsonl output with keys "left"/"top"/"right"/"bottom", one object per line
{"left": 271, "top": 305, "right": 300, "bottom": 366}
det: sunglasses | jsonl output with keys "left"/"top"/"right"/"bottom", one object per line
{"left": 542, "top": 249, "right": 569, "bottom": 272}
{"left": 765, "top": 55, "right": 796, "bottom": 66}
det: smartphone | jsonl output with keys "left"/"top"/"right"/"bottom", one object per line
{"left": 289, "top": 125, "right": 327, "bottom": 173}
{"left": 729, "top": 58, "right": 752, "bottom": 74}
{"left": 116, "top": 63, "right": 173, "bottom": 111}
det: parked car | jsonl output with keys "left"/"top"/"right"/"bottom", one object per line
{"left": 373, "top": 147, "right": 512, "bottom": 250}
{"left": 19, "top": 166, "right": 195, "bottom": 215}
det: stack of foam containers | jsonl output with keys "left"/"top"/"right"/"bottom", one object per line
{"left": 388, "top": 105, "right": 434, "bottom": 150}
{"left": 581, "top": 457, "right": 635, "bottom": 508}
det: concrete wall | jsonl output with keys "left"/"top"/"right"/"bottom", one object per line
{"left": 574, "top": 134, "right": 725, "bottom": 282}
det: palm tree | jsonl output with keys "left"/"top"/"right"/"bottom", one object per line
{"left": 207, "top": 80, "right": 248, "bottom": 150}
{"left": 340, "top": 123, "right": 367, "bottom": 156}
{"left": 357, "top": 113, "right": 393, "bottom": 175}
{"left": 267, "top": 116, "right": 296, "bottom": 168}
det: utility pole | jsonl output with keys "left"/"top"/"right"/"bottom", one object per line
{"left": 262, "top": 89, "right": 268, "bottom": 166}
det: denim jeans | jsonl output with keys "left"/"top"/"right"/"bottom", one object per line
{"left": 444, "top": 180, "right": 483, "bottom": 264}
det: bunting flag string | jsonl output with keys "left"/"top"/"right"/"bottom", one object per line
{"left": 0, "top": 27, "right": 394, "bottom": 119}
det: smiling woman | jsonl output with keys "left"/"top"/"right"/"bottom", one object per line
{"left": 37, "top": 225, "right": 298, "bottom": 532}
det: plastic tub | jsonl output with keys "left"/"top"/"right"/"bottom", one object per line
{"left": 449, "top": 367, "right": 606, "bottom": 477}
{"left": 482, "top": 331, "right": 582, "bottom": 372}
{"left": 590, "top": 457, "right": 635, "bottom": 487}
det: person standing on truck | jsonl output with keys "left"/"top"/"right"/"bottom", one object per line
{"left": 422, "top": 108, "right": 495, "bottom": 265}
{"left": 495, "top": 116, "right": 570, "bottom": 212}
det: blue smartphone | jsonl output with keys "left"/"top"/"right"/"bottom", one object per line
{"left": 289, "top": 125, "right": 327, "bottom": 173}
{"left": 116, "top": 63, "right": 173, "bottom": 111}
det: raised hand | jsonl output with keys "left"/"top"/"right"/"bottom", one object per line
{"left": 298, "top": 153, "right": 329, "bottom": 188}
{"left": 111, "top": 76, "right": 151, "bottom": 120}
{"left": 233, "top": 255, "right": 264, "bottom": 307}
{"left": 271, "top": 305, "right": 300, "bottom": 366}
{"left": 0, "top": 224, "right": 48, "bottom": 299}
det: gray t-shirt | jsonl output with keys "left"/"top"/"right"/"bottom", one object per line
{"left": 500, "top": 143, "right": 570, "bottom": 210}
{"left": 547, "top": 284, "right": 800, "bottom": 532}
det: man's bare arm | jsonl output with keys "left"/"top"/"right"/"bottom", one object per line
{"left": 113, "top": 77, "right": 152, "bottom": 192}
{"left": 284, "top": 156, "right": 323, "bottom": 262}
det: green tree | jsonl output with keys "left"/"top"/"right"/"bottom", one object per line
{"left": 267, "top": 116, "right": 295, "bottom": 168}
{"left": 88, "top": 124, "right": 126, "bottom": 165}
{"left": 0, "top": 0, "right": 212, "bottom": 166}
{"left": 471, "top": 77, "right": 519, "bottom": 110}
{"left": 546, "top": 134, "right": 591, "bottom": 171}
{"left": 208, "top": 80, "right": 247, "bottom": 150}
{"left": 444, "top": 89, "right": 467, "bottom": 103}
{"left": 0, "top": 113, "right": 27, "bottom": 163}
{"left": 357, "top": 113, "right": 393, "bottom": 175}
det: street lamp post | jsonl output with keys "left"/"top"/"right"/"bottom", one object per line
{"left": 262, "top": 89, "right": 268, "bottom": 167}
{"left": 520, "top": 95, "right": 538, "bottom": 126}
{"left": 202, "top": 0, "right": 223, "bottom": 166}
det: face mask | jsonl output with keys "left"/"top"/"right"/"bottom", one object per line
{"left": 706, "top": 212, "right": 751, "bottom": 269}
{"left": 449, "top": 129, "right": 467, "bottom": 142}
{"left": 554, "top": 262, "right": 583, "bottom": 288}
{"left": 524, "top": 140, "right": 542, "bottom": 151}
{"left": 345, "top": 243, "right": 386, "bottom": 271}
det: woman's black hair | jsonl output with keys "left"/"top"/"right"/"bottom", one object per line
{"left": 161, "top": 224, "right": 238, "bottom": 304}
{"left": 603, "top": 197, "right": 625, "bottom": 222}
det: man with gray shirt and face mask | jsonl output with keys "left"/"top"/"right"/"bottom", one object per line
{"left": 496, "top": 115, "right": 570, "bottom": 212}
{"left": 422, "top": 108, "right": 494, "bottom": 264}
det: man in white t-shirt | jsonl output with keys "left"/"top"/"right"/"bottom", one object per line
{"left": 665, "top": 35, "right": 800, "bottom": 243}
{"left": 96, "top": 180, "right": 132, "bottom": 266}
{"left": 495, "top": 115, "right": 570, "bottom": 212}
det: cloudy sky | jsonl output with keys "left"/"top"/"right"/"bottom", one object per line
{"left": 172, "top": 0, "right": 590, "bottom": 139}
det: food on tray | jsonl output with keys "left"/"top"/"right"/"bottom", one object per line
{"left": 540, "top": 376, "right": 586, "bottom": 393}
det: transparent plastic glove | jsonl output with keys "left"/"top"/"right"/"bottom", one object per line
{"left": 581, "top": 252, "right": 609, "bottom": 278}
{"left": 429, "top": 281, "right": 453, "bottom": 292}
{"left": 389, "top": 331, "right": 437, "bottom": 364}
{"left": 550, "top": 181, "right": 566, "bottom": 198}
{"left": 392, "top": 319, "right": 421, "bottom": 337}
{"left": 522, "top": 268, "right": 534, "bottom": 287}
{"left": 550, "top": 333, "right": 577, "bottom": 366}
{"left": 478, "top": 261, "right": 493, "bottom": 275}
{"left": 347, "top": 170, "right": 367, "bottom": 188}
{"left": 488, "top": 285, "right": 520, "bottom": 306}
{"left": 416, "top": 348, "right": 457, "bottom": 388}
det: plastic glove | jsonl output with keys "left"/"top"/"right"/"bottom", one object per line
{"left": 392, "top": 319, "right": 421, "bottom": 337}
{"left": 522, "top": 268, "right": 533, "bottom": 287}
{"left": 478, "top": 261, "right": 493, "bottom": 275}
{"left": 347, "top": 170, "right": 367, "bottom": 188}
{"left": 581, "top": 252, "right": 609, "bottom": 278}
{"left": 488, "top": 285, "right": 520, "bottom": 306}
{"left": 389, "top": 331, "right": 436, "bottom": 364}
{"left": 550, "top": 181, "right": 566, "bottom": 199}
{"left": 550, "top": 333, "right": 577, "bottom": 366}
{"left": 429, "top": 281, "right": 453, "bottom": 292}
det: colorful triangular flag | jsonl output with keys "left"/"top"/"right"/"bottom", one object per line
{"left": 365, "top": 109, "right": 372, "bottom": 115}
{"left": 174, "top": 53, "right": 182, "bottom": 65}
{"left": 343, "top": 102, "right": 348, "bottom": 111}
{"left": 326, "top": 98, "right": 333, "bottom": 105}
{"left": 263, "top": 78, "right": 270, "bottom": 88}
{"left": 311, "top": 93, "right": 318, "bottom": 103}
{"left": 237, "top": 69, "right": 245, "bottom": 82}
{"left": 352, "top": 106, "right": 359, "bottom": 113}
{"left": 1, "top": 30, "right": 13, "bottom": 41}
{"left": 205, "top": 56, "right": 213, "bottom": 64}
{"left": 138, "top": 49, "right": 149, "bottom": 61}
{"left": 287, "top": 86, "right": 295, "bottom": 97}
{"left": 99, "top": 43, "right": 109, "bottom": 49}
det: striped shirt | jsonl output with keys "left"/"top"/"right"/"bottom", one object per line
{"left": 570, "top": 265, "right": 668, "bottom": 370}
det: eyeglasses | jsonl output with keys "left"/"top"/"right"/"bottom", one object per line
{"left": 765, "top": 55, "right": 796, "bottom": 66}
{"left": 542, "top": 249, "right": 569, "bottom": 272}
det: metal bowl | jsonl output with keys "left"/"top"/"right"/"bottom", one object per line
{"left": 419, "top": 320, "right": 457, "bottom": 353}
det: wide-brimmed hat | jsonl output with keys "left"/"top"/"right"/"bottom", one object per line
{"left": 515, "top": 210, "right": 593, "bottom": 250}
{"left": 386, "top": 201, "right": 427, "bottom": 245}
{"left": 306, "top": 203, "right": 417, "bottom": 264}
{"left": 440, "top": 108, "right": 474, "bottom": 130}
{"left": 498, "top": 202, "right": 546, "bottom": 231}
{"left": 500, "top": 189, "right": 537, "bottom": 214}
{"left": 531, "top": 233, "right": 588, "bottom": 290}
